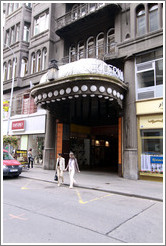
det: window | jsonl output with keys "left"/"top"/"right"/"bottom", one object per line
{"left": 23, "top": 22, "right": 30, "bottom": 42}
{"left": 149, "top": 4, "right": 159, "bottom": 32}
{"left": 6, "top": 30, "right": 10, "bottom": 45}
{"left": 25, "top": 3, "right": 32, "bottom": 8}
{"left": 96, "top": 33, "right": 104, "bottom": 59}
{"left": 87, "top": 37, "right": 95, "bottom": 58}
{"left": 20, "top": 58, "right": 28, "bottom": 77}
{"left": 77, "top": 41, "right": 85, "bottom": 60}
{"left": 3, "top": 63, "right": 7, "bottom": 81}
{"left": 80, "top": 5, "right": 86, "bottom": 17}
{"left": 8, "top": 3, "right": 13, "bottom": 15}
{"left": 13, "top": 58, "right": 17, "bottom": 78}
{"left": 136, "top": 5, "right": 146, "bottom": 36}
{"left": 69, "top": 45, "right": 76, "bottom": 62}
{"left": 11, "top": 26, "right": 15, "bottom": 44}
{"left": 34, "top": 11, "right": 49, "bottom": 36}
{"left": 107, "top": 28, "right": 115, "bottom": 53}
{"left": 16, "top": 23, "right": 20, "bottom": 42}
{"left": 42, "top": 48, "right": 47, "bottom": 70}
{"left": 136, "top": 48, "right": 163, "bottom": 100}
{"left": 89, "top": 3, "right": 96, "bottom": 12}
{"left": 71, "top": 4, "right": 79, "bottom": 20}
{"left": 31, "top": 53, "right": 36, "bottom": 74}
{"left": 36, "top": 50, "right": 41, "bottom": 72}
{"left": 7, "top": 60, "right": 12, "bottom": 80}
{"left": 140, "top": 129, "right": 163, "bottom": 173}
{"left": 13, "top": 3, "right": 19, "bottom": 11}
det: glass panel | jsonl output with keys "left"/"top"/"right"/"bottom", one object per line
{"left": 141, "top": 129, "right": 163, "bottom": 137}
{"left": 137, "top": 70, "right": 154, "bottom": 88}
{"left": 149, "top": 8, "right": 159, "bottom": 32}
{"left": 156, "top": 59, "right": 163, "bottom": 85}
{"left": 137, "top": 15, "right": 146, "bottom": 36}
{"left": 142, "top": 138, "right": 163, "bottom": 155}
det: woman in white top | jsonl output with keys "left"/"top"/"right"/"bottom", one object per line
{"left": 65, "top": 152, "right": 80, "bottom": 188}
{"left": 55, "top": 153, "right": 65, "bottom": 186}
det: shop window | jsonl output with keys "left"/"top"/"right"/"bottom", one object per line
{"left": 36, "top": 50, "right": 41, "bottom": 72}
{"left": 136, "top": 5, "right": 146, "bottom": 36}
{"left": 42, "top": 48, "right": 47, "bottom": 70}
{"left": 86, "top": 37, "right": 95, "bottom": 58}
{"left": 148, "top": 4, "right": 159, "bottom": 32}
{"left": 69, "top": 45, "right": 76, "bottom": 62}
{"left": 34, "top": 11, "right": 49, "bottom": 36}
{"left": 31, "top": 53, "right": 36, "bottom": 74}
{"left": 20, "top": 58, "right": 28, "bottom": 77}
{"left": 3, "top": 63, "right": 7, "bottom": 81}
{"left": 23, "top": 22, "right": 30, "bottom": 42}
{"left": 96, "top": 33, "right": 104, "bottom": 59}
{"left": 135, "top": 48, "right": 163, "bottom": 100}
{"left": 106, "top": 28, "right": 115, "bottom": 54}
{"left": 140, "top": 129, "right": 163, "bottom": 173}
{"left": 77, "top": 41, "right": 85, "bottom": 60}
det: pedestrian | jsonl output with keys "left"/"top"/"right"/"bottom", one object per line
{"left": 65, "top": 152, "right": 80, "bottom": 189}
{"left": 55, "top": 153, "right": 65, "bottom": 187}
{"left": 28, "top": 148, "right": 33, "bottom": 168}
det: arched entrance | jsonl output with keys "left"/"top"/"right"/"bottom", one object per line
{"left": 31, "top": 58, "right": 127, "bottom": 176}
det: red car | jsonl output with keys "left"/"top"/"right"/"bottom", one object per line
{"left": 3, "top": 149, "right": 22, "bottom": 177}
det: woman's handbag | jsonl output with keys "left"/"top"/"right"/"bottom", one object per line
{"left": 54, "top": 172, "right": 58, "bottom": 181}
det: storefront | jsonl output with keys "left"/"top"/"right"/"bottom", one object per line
{"left": 136, "top": 98, "right": 163, "bottom": 181}
{"left": 3, "top": 112, "right": 46, "bottom": 164}
{"left": 31, "top": 58, "right": 127, "bottom": 175}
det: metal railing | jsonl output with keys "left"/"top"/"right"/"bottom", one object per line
{"left": 56, "top": 3, "right": 109, "bottom": 29}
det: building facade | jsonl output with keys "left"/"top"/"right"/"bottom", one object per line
{"left": 3, "top": 2, "right": 163, "bottom": 180}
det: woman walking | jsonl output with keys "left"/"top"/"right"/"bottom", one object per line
{"left": 55, "top": 153, "right": 65, "bottom": 187}
{"left": 65, "top": 152, "right": 80, "bottom": 189}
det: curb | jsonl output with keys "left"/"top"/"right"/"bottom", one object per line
{"left": 20, "top": 175, "right": 163, "bottom": 202}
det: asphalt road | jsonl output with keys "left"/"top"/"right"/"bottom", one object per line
{"left": 3, "top": 176, "right": 163, "bottom": 244}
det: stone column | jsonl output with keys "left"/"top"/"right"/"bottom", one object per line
{"left": 123, "top": 58, "right": 138, "bottom": 180}
{"left": 43, "top": 111, "right": 56, "bottom": 170}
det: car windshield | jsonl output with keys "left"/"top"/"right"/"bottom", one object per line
{"left": 3, "top": 151, "right": 15, "bottom": 160}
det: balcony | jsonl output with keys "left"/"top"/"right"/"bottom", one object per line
{"left": 58, "top": 43, "right": 118, "bottom": 66}
{"left": 56, "top": 3, "right": 121, "bottom": 37}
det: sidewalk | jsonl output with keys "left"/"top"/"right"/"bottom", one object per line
{"left": 21, "top": 165, "right": 163, "bottom": 202}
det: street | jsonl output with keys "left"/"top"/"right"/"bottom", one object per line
{"left": 3, "top": 176, "right": 163, "bottom": 244}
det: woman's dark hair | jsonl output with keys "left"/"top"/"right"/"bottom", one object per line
{"left": 58, "top": 153, "right": 62, "bottom": 156}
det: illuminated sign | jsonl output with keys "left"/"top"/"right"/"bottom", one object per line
{"left": 12, "top": 120, "right": 25, "bottom": 131}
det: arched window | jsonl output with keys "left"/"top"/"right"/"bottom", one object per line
{"left": 89, "top": 3, "right": 96, "bottom": 12}
{"left": 36, "top": 50, "right": 41, "bottom": 72}
{"left": 96, "top": 33, "right": 104, "bottom": 59}
{"left": 107, "top": 28, "right": 115, "bottom": 53}
{"left": 42, "top": 48, "right": 47, "bottom": 70}
{"left": 69, "top": 45, "right": 76, "bottom": 62}
{"left": 7, "top": 60, "right": 12, "bottom": 80}
{"left": 77, "top": 41, "right": 85, "bottom": 60}
{"left": 20, "top": 58, "right": 28, "bottom": 77}
{"left": 71, "top": 4, "right": 79, "bottom": 20}
{"left": 3, "top": 63, "right": 7, "bottom": 81}
{"left": 86, "top": 37, "right": 95, "bottom": 58}
{"left": 149, "top": 4, "right": 159, "bottom": 32}
{"left": 31, "top": 53, "right": 36, "bottom": 74}
{"left": 136, "top": 5, "right": 146, "bottom": 36}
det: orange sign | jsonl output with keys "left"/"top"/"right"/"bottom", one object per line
{"left": 56, "top": 123, "right": 63, "bottom": 158}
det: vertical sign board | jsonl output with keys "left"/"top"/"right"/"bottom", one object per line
{"left": 56, "top": 123, "right": 63, "bottom": 158}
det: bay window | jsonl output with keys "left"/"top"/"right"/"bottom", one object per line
{"left": 34, "top": 11, "right": 49, "bottom": 36}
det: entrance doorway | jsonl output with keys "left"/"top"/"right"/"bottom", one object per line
{"left": 62, "top": 123, "right": 118, "bottom": 172}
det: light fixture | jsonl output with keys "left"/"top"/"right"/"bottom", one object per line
{"left": 47, "top": 59, "right": 59, "bottom": 81}
{"left": 95, "top": 140, "right": 100, "bottom": 146}
{"left": 105, "top": 141, "right": 109, "bottom": 147}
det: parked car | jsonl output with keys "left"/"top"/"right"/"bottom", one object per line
{"left": 3, "top": 149, "right": 22, "bottom": 177}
